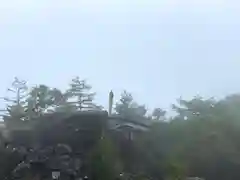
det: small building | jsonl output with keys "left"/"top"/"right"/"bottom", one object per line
{"left": 186, "top": 177, "right": 205, "bottom": 180}
{"left": 108, "top": 114, "right": 149, "bottom": 141}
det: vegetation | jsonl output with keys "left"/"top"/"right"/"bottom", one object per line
{"left": 1, "top": 77, "right": 240, "bottom": 180}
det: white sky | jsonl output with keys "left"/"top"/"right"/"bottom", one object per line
{"left": 0, "top": 0, "right": 239, "bottom": 113}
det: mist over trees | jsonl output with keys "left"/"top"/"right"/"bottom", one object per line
{"left": 1, "top": 76, "right": 240, "bottom": 180}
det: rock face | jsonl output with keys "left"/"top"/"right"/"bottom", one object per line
{"left": 9, "top": 144, "right": 82, "bottom": 180}
{"left": 2, "top": 111, "right": 149, "bottom": 180}
{"left": 3, "top": 111, "right": 108, "bottom": 180}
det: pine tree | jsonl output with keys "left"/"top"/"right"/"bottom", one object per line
{"left": 115, "top": 90, "right": 147, "bottom": 118}
{"left": 152, "top": 108, "right": 166, "bottom": 121}
{"left": 1, "top": 77, "right": 28, "bottom": 120}
{"left": 65, "top": 76, "right": 97, "bottom": 111}
{"left": 26, "top": 85, "right": 66, "bottom": 117}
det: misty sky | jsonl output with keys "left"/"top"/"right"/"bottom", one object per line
{"left": 0, "top": 0, "right": 239, "bottom": 113}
